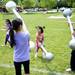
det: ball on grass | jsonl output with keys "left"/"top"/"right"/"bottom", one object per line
{"left": 69, "top": 39, "right": 75, "bottom": 50}
{"left": 42, "top": 52, "right": 54, "bottom": 60}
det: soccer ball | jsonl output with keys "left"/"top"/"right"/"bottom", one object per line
{"left": 42, "top": 52, "right": 54, "bottom": 60}
{"left": 69, "top": 39, "right": 75, "bottom": 50}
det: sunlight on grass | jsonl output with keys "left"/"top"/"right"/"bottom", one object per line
{"left": 0, "top": 12, "right": 75, "bottom": 75}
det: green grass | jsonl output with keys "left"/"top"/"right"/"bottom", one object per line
{"left": 0, "top": 12, "right": 75, "bottom": 75}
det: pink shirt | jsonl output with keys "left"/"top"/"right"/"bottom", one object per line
{"left": 36, "top": 32, "right": 44, "bottom": 47}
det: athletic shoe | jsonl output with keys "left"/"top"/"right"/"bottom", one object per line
{"left": 66, "top": 68, "right": 71, "bottom": 72}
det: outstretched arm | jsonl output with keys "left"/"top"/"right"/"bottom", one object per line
{"left": 6, "top": 1, "right": 29, "bottom": 32}
{"left": 12, "top": 8, "right": 28, "bottom": 32}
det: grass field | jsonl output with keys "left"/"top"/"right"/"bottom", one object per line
{"left": 0, "top": 12, "right": 75, "bottom": 75}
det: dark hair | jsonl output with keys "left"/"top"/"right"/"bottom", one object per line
{"left": 6, "top": 19, "right": 11, "bottom": 25}
{"left": 36, "top": 26, "right": 45, "bottom": 33}
{"left": 9, "top": 18, "right": 22, "bottom": 48}
{"left": 12, "top": 18, "right": 22, "bottom": 30}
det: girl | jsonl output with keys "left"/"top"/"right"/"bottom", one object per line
{"left": 5, "top": 19, "right": 12, "bottom": 47}
{"left": 9, "top": 18, "right": 30, "bottom": 75}
{"left": 35, "top": 26, "right": 45, "bottom": 57}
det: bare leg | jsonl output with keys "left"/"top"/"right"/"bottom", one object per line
{"left": 35, "top": 47, "right": 39, "bottom": 58}
{"left": 40, "top": 48, "right": 46, "bottom": 56}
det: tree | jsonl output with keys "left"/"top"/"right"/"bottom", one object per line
{"left": 22, "top": 0, "right": 35, "bottom": 8}
{"left": 2, "top": 0, "right": 75, "bottom": 9}
{"left": 35, "top": 0, "right": 56, "bottom": 9}
{"left": 0, "top": 0, "right": 3, "bottom": 6}
{"left": 13, "top": 0, "right": 18, "bottom": 4}
{"left": 67, "top": 0, "right": 75, "bottom": 7}
{"left": 45, "top": 0, "right": 56, "bottom": 9}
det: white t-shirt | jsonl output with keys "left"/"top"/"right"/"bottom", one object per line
{"left": 13, "top": 31, "right": 30, "bottom": 62}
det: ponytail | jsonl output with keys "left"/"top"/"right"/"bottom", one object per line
{"left": 9, "top": 18, "right": 22, "bottom": 48}
{"left": 9, "top": 29, "right": 16, "bottom": 48}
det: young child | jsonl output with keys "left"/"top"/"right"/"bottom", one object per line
{"left": 9, "top": 18, "right": 30, "bottom": 75}
{"left": 5, "top": 19, "right": 12, "bottom": 46}
{"left": 35, "top": 26, "right": 45, "bottom": 57}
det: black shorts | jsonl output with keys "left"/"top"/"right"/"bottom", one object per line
{"left": 14, "top": 60, "right": 30, "bottom": 75}
{"left": 70, "top": 50, "right": 75, "bottom": 71}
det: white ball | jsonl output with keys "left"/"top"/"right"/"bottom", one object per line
{"left": 69, "top": 39, "right": 75, "bottom": 50}
{"left": 63, "top": 8, "right": 72, "bottom": 17}
{"left": 29, "top": 41, "right": 35, "bottom": 49}
{"left": 42, "top": 52, "right": 54, "bottom": 60}
{"left": 5, "top": 1, "right": 16, "bottom": 11}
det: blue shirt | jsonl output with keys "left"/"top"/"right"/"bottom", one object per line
{"left": 14, "top": 31, "right": 30, "bottom": 62}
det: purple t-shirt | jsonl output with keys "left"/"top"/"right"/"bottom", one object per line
{"left": 14, "top": 31, "right": 30, "bottom": 62}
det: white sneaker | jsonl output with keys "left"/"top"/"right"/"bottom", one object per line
{"left": 66, "top": 68, "right": 71, "bottom": 72}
